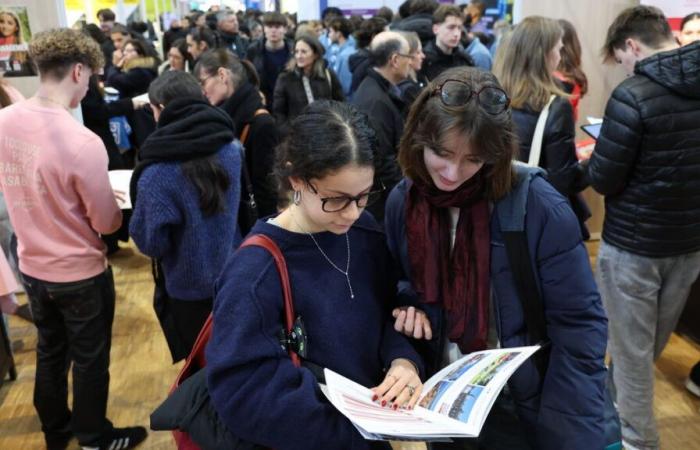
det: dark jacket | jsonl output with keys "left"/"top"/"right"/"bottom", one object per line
{"left": 349, "top": 48, "right": 371, "bottom": 96}
{"left": 245, "top": 37, "right": 294, "bottom": 108}
{"left": 272, "top": 67, "right": 344, "bottom": 136}
{"left": 352, "top": 70, "right": 405, "bottom": 222}
{"left": 587, "top": 41, "right": 700, "bottom": 257}
{"left": 392, "top": 13, "right": 435, "bottom": 45}
{"left": 512, "top": 96, "right": 590, "bottom": 236}
{"left": 419, "top": 40, "right": 474, "bottom": 82}
{"left": 220, "top": 82, "right": 279, "bottom": 217}
{"left": 105, "top": 56, "right": 158, "bottom": 99}
{"left": 219, "top": 31, "right": 249, "bottom": 59}
{"left": 207, "top": 213, "right": 422, "bottom": 450}
{"left": 385, "top": 167, "right": 608, "bottom": 450}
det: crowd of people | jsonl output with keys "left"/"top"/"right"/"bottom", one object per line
{"left": 0, "top": 1, "right": 699, "bottom": 450}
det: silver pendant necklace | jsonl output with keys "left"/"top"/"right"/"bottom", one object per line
{"left": 291, "top": 212, "right": 354, "bottom": 299}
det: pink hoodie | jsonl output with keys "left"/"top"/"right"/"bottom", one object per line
{"left": 0, "top": 100, "right": 122, "bottom": 282}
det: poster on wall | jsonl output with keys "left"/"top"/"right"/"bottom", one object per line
{"left": 641, "top": 0, "right": 700, "bottom": 31}
{"left": 0, "top": 6, "right": 35, "bottom": 77}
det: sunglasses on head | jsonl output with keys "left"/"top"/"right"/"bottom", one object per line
{"left": 432, "top": 79, "right": 511, "bottom": 115}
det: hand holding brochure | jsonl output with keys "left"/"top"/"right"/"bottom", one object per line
{"left": 323, "top": 346, "right": 539, "bottom": 441}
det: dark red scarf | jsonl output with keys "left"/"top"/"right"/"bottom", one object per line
{"left": 406, "top": 173, "right": 491, "bottom": 353}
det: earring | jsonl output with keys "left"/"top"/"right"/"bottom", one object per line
{"left": 293, "top": 190, "right": 301, "bottom": 205}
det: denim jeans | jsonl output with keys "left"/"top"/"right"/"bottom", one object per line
{"left": 22, "top": 268, "right": 116, "bottom": 447}
{"left": 596, "top": 241, "right": 700, "bottom": 450}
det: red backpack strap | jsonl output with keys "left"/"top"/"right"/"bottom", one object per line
{"left": 240, "top": 234, "right": 301, "bottom": 367}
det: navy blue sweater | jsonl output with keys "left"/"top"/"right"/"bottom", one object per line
{"left": 129, "top": 143, "right": 242, "bottom": 300}
{"left": 206, "top": 212, "right": 422, "bottom": 450}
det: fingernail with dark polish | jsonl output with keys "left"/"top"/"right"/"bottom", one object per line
{"left": 381, "top": 400, "right": 386, "bottom": 407}
{"left": 372, "top": 394, "right": 378, "bottom": 401}
{"left": 393, "top": 404, "right": 398, "bottom": 410}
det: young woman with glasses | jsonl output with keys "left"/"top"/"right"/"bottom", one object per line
{"left": 493, "top": 16, "right": 592, "bottom": 239}
{"left": 384, "top": 66, "right": 608, "bottom": 449}
{"left": 206, "top": 100, "right": 423, "bottom": 450}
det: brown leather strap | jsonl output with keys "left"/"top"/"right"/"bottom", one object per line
{"left": 240, "top": 108, "right": 270, "bottom": 146}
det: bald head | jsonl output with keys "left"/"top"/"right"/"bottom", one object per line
{"left": 369, "top": 31, "right": 410, "bottom": 68}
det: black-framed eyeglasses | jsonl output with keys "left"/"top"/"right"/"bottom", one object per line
{"left": 198, "top": 74, "right": 214, "bottom": 87}
{"left": 307, "top": 182, "right": 385, "bottom": 213}
{"left": 433, "top": 79, "right": 510, "bottom": 115}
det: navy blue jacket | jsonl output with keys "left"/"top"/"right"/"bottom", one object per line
{"left": 130, "top": 143, "right": 242, "bottom": 300}
{"left": 206, "top": 213, "right": 422, "bottom": 450}
{"left": 384, "top": 167, "right": 608, "bottom": 450}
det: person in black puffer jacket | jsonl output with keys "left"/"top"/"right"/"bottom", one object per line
{"left": 493, "top": 16, "right": 590, "bottom": 238}
{"left": 391, "top": 0, "right": 438, "bottom": 45}
{"left": 589, "top": 7, "right": 700, "bottom": 450}
{"left": 273, "top": 34, "right": 344, "bottom": 137}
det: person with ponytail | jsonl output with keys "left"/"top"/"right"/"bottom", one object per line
{"left": 129, "top": 70, "right": 241, "bottom": 363}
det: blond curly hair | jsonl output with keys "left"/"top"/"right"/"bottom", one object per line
{"left": 29, "top": 28, "right": 104, "bottom": 79}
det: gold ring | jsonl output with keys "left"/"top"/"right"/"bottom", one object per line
{"left": 406, "top": 385, "right": 416, "bottom": 396}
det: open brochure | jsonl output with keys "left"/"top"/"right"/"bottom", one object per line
{"left": 323, "top": 346, "right": 540, "bottom": 442}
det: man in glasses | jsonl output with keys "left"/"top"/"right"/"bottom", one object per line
{"left": 588, "top": 6, "right": 700, "bottom": 450}
{"left": 352, "top": 31, "right": 411, "bottom": 222}
{"left": 420, "top": 4, "right": 474, "bottom": 82}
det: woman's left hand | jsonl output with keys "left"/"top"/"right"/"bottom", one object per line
{"left": 371, "top": 358, "right": 422, "bottom": 410}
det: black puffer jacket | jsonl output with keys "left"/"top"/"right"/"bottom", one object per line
{"left": 349, "top": 48, "right": 371, "bottom": 96}
{"left": 588, "top": 41, "right": 700, "bottom": 257}
{"left": 272, "top": 67, "right": 344, "bottom": 136}
{"left": 392, "top": 13, "right": 434, "bottom": 45}
{"left": 419, "top": 40, "right": 474, "bottom": 82}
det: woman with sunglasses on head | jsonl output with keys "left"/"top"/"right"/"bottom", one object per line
{"left": 207, "top": 100, "right": 423, "bottom": 450}
{"left": 385, "top": 66, "right": 608, "bottom": 450}
{"left": 493, "top": 16, "right": 591, "bottom": 239}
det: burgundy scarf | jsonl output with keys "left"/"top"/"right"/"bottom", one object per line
{"left": 406, "top": 174, "right": 491, "bottom": 353}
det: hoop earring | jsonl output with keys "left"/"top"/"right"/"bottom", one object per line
{"left": 293, "top": 190, "right": 301, "bottom": 205}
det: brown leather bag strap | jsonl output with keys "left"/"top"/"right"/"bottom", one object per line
{"left": 240, "top": 108, "right": 270, "bottom": 146}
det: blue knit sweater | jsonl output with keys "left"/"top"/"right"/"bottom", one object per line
{"left": 129, "top": 142, "right": 241, "bottom": 300}
{"left": 206, "top": 212, "right": 422, "bottom": 450}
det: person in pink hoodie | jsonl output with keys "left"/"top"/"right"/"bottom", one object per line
{"left": 0, "top": 28, "right": 146, "bottom": 450}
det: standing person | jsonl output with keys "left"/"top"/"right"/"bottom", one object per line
{"left": 106, "top": 38, "right": 158, "bottom": 98}
{"left": 464, "top": 0, "right": 490, "bottom": 35}
{"left": 420, "top": 5, "right": 473, "bottom": 82}
{"left": 273, "top": 34, "right": 344, "bottom": 136}
{"left": 352, "top": 31, "right": 412, "bottom": 222}
{"left": 326, "top": 16, "right": 356, "bottom": 98}
{"left": 186, "top": 26, "right": 217, "bottom": 64}
{"left": 158, "top": 38, "right": 193, "bottom": 73}
{"left": 0, "top": 28, "right": 147, "bottom": 450}
{"left": 216, "top": 10, "right": 248, "bottom": 58}
{"left": 129, "top": 71, "right": 241, "bottom": 363}
{"left": 392, "top": 0, "right": 438, "bottom": 46}
{"left": 207, "top": 100, "right": 423, "bottom": 450}
{"left": 589, "top": 6, "right": 700, "bottom": 450}
{"left": 493, "top": 16, "right": 591, "bottom": 239}
{"left": 349, "top": 16, "right": 388, "bottom": 96}
{"left": 195, "top": 48, "right": 280, "bottom": 224}
{"left": 554, "top": 19, "right": 588, "bottom": 120}
{"left": 161, "top": 18, "right": 187, "bottom": 56}
{"left": 678, "top": 10, "right": 700, "bottom": 401}
{"left": 386, "top": 66, "right": 608, "bottom": 450}
{"left": 397, "top": 31, "right": 427, "bottom": 109}
{"left": 246, "top": 12, "right": 293, "bottom": 109}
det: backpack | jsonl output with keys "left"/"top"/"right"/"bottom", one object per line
{"left": 496, "top": 166, "right": 622, "bottom": 450}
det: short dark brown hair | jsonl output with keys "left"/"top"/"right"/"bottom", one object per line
{"left": 262, "top": 12, "right": 287, "bottom": 27}
{"left": 399, "top": 66, "right": 517, "bottom": 201}
{"left": 602, "top": 5, "right": 674, "bottom": 63}
{"left": 433, "top": 4, "right": 463, "bottom": 25}
{"left": 29, "top": 28, "right": 104, "bottom": 79}
{"left": 330, "top": 17, "right": 352, "bottom": 39}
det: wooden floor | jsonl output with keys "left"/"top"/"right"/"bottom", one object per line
{"left": 0, "top": 240, "right": 699, "bottom": 449}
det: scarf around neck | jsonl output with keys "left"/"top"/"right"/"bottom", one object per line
{"left": 129, "top": 97, "right": 235, "bottom": 206}
{"left": 405, "top": 173, "right": 491, "bottom": 354}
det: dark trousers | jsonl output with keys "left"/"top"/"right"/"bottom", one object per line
{"left": 22, "top": 268, "right": 116, "bottom": 447}
{"left": 429, "top": 390, "right": 532, "bottom": 450}
{"left": 153, "top": 280, "right": 212, "bottom": 363}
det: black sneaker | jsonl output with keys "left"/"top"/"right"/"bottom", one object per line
{"left": 81, "top": 426, "right": 147, "bottom": 450}
{"left": 687, "top": 361, "right": 700, "bottom": 398}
